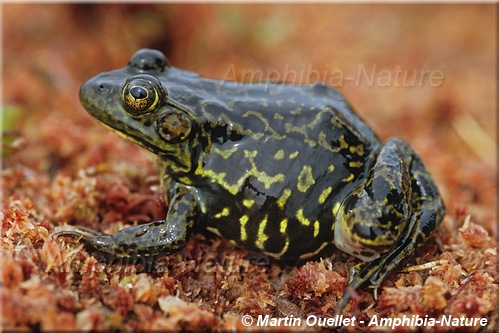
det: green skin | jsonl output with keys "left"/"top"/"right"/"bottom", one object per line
{"left": 55, "top": 49, "right": 445, "bottom": 314}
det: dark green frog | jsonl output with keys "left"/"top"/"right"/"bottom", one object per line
{"left": 56, "top": 49, "right": 445, "bottom": 313}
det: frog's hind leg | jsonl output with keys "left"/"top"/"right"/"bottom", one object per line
{"left": 361, "top": 139, "right": 445, "bottom": 294}
{"left": 335, "top": 138, "right": 445, "bottom": 314}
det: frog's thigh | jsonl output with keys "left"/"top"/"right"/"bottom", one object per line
{"left": 364, "top": 138, "right": 445, "bottom": 283}
{"left": 335, "top": 139, "right": 412, "bottom": 260}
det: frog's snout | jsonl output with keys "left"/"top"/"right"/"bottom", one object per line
{"left": 79, "top": 78, "right": 109, "bottom": 100}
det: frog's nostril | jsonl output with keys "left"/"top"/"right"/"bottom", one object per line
{"left": 98, "top": 84, "right": 107, "bottom": 91}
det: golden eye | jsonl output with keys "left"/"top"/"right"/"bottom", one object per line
{"left": 122, "top": 74, "right": 164, "bottom": 115}
{"left": 156, "top": 112, "right": 192, "bottom": 143}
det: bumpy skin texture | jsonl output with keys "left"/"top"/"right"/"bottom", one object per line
{"left": 55, "top": 49, "right": 445, "bottom": 313}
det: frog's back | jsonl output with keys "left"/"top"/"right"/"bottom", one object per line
{"left": 164, "top": 68, "right": 379, "bottom": 146}
{"left": 167, "top": 71, "right": 383, "bottom": 260}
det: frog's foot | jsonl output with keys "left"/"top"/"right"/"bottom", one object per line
{"left": 335, "top": 259, "right": 380, "bottom": 315}
{"left": 54, "top": 220, "right": 184, "bottom": 268}
{"left": 53, "top": 227, "right": 119, "bottom": 263}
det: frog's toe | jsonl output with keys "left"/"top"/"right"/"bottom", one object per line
{"left": 335, "top": 258, "right": 384, "bottom": 315}
{"left": 347, "top": 261, "right": 366, "bottom": 284}
{"left": 53, "top": 226, "right": 102, "bottom": 239}
{"left": 54, "top": 228, "right": 119, "bottom": 258}
{"left": 53, "top": 229, "right": 90, "bottom": 240}
{"left": 71, "top": 225, "right": 105, "bottom": 236}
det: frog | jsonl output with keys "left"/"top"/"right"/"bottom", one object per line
{"left": 55, "top": 48, "right": 445, "bottom": 314}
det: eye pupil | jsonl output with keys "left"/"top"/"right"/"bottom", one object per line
{"left": 130, "top": 87, "right": 147, "bottom": 99}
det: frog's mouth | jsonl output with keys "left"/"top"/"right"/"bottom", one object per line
{"left": 80, "top": 77, "right": 168, "bottom": 153}
{"left": 96, "top": 115, "right": 183, "bottom": 157}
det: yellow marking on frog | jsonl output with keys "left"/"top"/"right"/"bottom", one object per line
{"left": 342, "top": 173, "right": 355, "bottom": 183}
{"left": 313, "top": 221, "right": 320, "bottom": 237}
{"left": 240, "top": 215, "right": 249, "bottom": 241}
{"left": 290, "top": 107, "right": 302, "bottom": 115}
{"left": 202, "top": 170, "right": 239, "bottom": 195}
{"left": 193, "top": 158, "right": 204, "bottom": 176}
{"left": 198, "top": 200, "right": 207, "bottom": 214}
{"left": 296, "top": 208, "right": 311, "bottom": 226}
{"left": 332, "top": 202, "right": 341, "bottom": 221}
{"left": 265, "top": 237, "right": 290, "bottom": 259}
{"left": 277, "top": 188, "right": 292, "bottom": 208}
{"left": 279, "top": 218, "right": 288, "bottom": 233}
{"left": 339, "top": 135, "right": 349, "bottom": 150}
{"left": 274, "top": 149, "right": 285, "bottom": 160}
{"left": 350, "top": 143, "right": 364, "bottom": 156}
{"left": 203, "top": 150, "right": 286, "bottom": 195}
{"left": 242, "top": 111, "right": 285, "bottom": 140}
{"left": 255, "top": 215, "right": 269, "bottom": 249}
{"left": 318, "top": 186, "right": 332, "bottom": 204}
{"left": 273, "top": 113, "right": 284, "bottom": 120}
{"left": 243, "top": 199, "right": 254, "bottom": 208}
{"left": 327, "top": 165, "right": 335, "bottom": 173}
{"left": 245, "top": 150, "right": 285, "bottom": 189}
{"left": 212, "top": 146, "right": 239, "bottom": 159}
{"left": 283, "top": 109, "right": 328, "bottom": 147}
{"left": 275, "top": 238, "right": 290, "bottom": 257}
{"left": 206, "top": 226, "right": 221, "bottom": 237}
{"left": 318, "top": 131, "right": 327, "bottom": 146}
{"left": 289, "top": 151, "right": 299, "bottom": 159}
{"left": 214, "top": 207, "right": 230, "bottom": 218}
{"left": 299, "top": 108, "right": 325, "bottom": 129}
{"left": 298, "top": 242, "right": 329, "bottom": 260}
{"left": 349, "top": 161, "right": 363, "bottom": 168}
{"left": 297, "top": 165, "right": 315, "bottom": 193}
{"left": 250, "top": 132, "right": 265, "bottom": 140}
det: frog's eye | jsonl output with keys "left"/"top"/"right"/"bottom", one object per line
{"left": 156, "top": 112, "right": 192, "bottom": 143}
{"left": 122, "top": 74, "right": 165, "bottom": 115}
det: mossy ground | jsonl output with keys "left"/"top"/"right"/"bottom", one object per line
{"left": 2, "top": 4, "right": 496, "bottom": 331}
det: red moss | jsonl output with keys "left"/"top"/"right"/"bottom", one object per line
{"left": 40, "top": 238, "right": 65, "bottom": 272}
{"left": 103, "top": 287, "right": 135, "bottom": 317}
{"left": 57, "top": 290, "right": 77, "bottom": 312}
{"left": 430, "top": 260, "right": 462, "bottom": 288}
{"left": 75, "top": 305, "right": 105, "bottom": 330}
{"left": 0, "top": 252, "right": 25, "bottom": 288}
{"left": 79, "top": 256, "right": 106, "bottom": 294}
{"left": 132, "top": 274, "right": 159, "bottom": 305}
{"left": 421, "top": 277, "right": 449, "bottom": 311}
{"left": 286, "top": 261, "right": 347, "bottom": 297}
{"left": 1, "top": 208, "right": 31, "bottom": 238}
{"left": 157, "top": 295, "right": 219, "bottom": 330}
{"left": 379, "top": 285, "right": 423, "bottom": 313}
{"left": 458, "top": 222, "right": 490, "bottom": 248}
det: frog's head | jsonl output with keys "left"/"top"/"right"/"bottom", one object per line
{"left": 80, "top": 49, "right": 201, "bottom": 171}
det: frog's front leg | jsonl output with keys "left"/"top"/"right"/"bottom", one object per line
{"left": 334, "top": 138, "right": 445, "bottom": 314}
{"left": 54, "top": 183, "right": 199, "bottom": 264}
